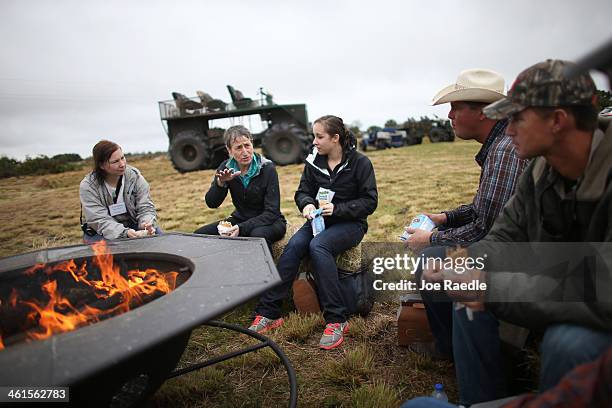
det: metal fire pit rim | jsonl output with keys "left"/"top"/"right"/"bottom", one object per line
{"left": 0, "top": 233, "right": 280, "bottom": 388}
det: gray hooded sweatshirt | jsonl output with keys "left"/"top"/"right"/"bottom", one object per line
{"left": 79, "top": 165, "right": 157, "bottom": 239}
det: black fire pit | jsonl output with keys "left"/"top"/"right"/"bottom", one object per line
{"left": 0, "top": 233, "right": 281, "bottom": 407}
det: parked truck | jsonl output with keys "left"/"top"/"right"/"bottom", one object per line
{"left": 158, "top": 86, "right": 313, "bottom": 173}
{"left": 360, "top": 117, "right": 454, "bottom": 151}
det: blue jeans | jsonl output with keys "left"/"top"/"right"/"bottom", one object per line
{"left": 539, "top": 324, "right": 612, "bottom": 391}
{"left": 418, "top": 246, "right": 505, "bottom": 404}
{"left": 255, "top": 220, "right": 364, "bottom": 323}
{"left": 452, "top": 306, "right": 506, "bottom": 406}
{"left": 416, "top": 246, "right": 453, "bottom": 357}
{"left": 400, "top": 397, "right": 455, "bottom": 408}
{"left": 453, "top": 310, "right": 612, "bottom": 406}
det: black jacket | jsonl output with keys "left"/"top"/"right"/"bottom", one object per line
{"left": 295, "top": 145, "right": 378, "bottom": 233}
{"left": 205, "top": 154, "right": 285, "bottom": 235}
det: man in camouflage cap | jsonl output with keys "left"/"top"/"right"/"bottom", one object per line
{"left": 424, "top": 59, "right": 612, "bottom": 406}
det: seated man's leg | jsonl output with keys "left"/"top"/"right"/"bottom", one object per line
{"left": 308, "top": 221, "right": 364, "bottom": 323}
{"left": 254, "top": 222, "right": 312, "bottom": 319}
{"left": 416, "top": 246, "right": 453, "bottom": 357}
{"left": 539, "top": 324, "right": 612, "bottom": 391}
{"left": 249, "top": 219, "right": 287, "bottom": 249}
{"left": 453, "top": 306, "right": 506, "bottom": 406}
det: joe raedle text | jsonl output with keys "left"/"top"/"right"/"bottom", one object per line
{"left": 372, "top": 279, "right": 487, "bottom": 291}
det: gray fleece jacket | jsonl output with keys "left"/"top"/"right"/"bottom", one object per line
{"left": 79, "top": 165, "right": 157, "bottom": 239}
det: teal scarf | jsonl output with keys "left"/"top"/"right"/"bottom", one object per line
{"left": 226, "top": 154, "right": 260, "bottom": 188}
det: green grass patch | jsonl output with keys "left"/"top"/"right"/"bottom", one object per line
{"left": 350, "top": 382, "right": 400, "bottom": 408}
{"left": 322, "top": 344, "right": 376, "bottom": 387}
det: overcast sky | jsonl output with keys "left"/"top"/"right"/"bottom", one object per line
{"left": 1, "top": 0, "right": 611, "bottom": 160}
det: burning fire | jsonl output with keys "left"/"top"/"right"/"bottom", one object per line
{"left": 0, "top": 241, "right": 179, "bottom": 350}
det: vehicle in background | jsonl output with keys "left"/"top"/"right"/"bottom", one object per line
{"left": 159, "top": 86, "right": 313, "bottom": 173}
{"left": 360, "top": 117, "right": 454, "bottom": 151}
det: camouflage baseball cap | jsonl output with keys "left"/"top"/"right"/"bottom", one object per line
{"left": 484, "top": 59, "right": 596, "bottom": 120}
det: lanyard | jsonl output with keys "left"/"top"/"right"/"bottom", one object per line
{"left": 112, "top": 176, "right": 123, "bottom": 204}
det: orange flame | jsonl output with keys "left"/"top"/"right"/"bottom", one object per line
{"left": 0, "top": 241, "right": 179, "bottom": 350}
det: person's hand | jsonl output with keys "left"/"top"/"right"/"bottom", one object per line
{"left": 302, "top": 204, "right": 316, "bottom": 220}
{"left": 320, "top": 202, "right": 334, "bottom": 216}
{"left": 228, "top": 225, "right": 239, "bottom": 237}
{"left": 216, "top": 168, "right": 241, "bottom": 186}
{"left": 442, "top": 268, "right": 486, "bottom": 302}
{"left": 423, "top": 259, "right": 487, "bottom": 303}
{"left": 424, "top": 212, "right": 447, "bottom": 226}
{"left": 141, "top": 222, "right": 156, "bottom": 236}
{"left": 127, "top": 229, "right": 148, "bottom": 238}
{"left": 404, "top": 227, "right": 432, "bottom": 252}
{"left": 421, "top": 258, "right": 443, "bottom": 284}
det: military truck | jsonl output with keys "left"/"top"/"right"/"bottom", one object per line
{"left": 400, "top": 117, "right": 455, "bottom": 144}
{"left": 360, "top": 117, "right": 454, "bottom": 151}
{"left": 158, "top": 86, "right": 312, "bottom": 173}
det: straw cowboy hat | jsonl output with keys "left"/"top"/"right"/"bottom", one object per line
{"left": 432, "top": 69, "right": 506, "bottom": 105}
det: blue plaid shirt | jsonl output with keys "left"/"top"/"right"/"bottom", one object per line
{"left": 430, "top": 119, "right": 528, "bottom": 246}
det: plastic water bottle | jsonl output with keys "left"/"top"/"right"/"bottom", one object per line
{"left": 431, "top": 383, "right": 448, "bottom": 402}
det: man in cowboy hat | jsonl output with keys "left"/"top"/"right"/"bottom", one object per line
{"left": 406, "top": 68, "right": 528, "bottom": 251}
{"left": 406, "top": 69, "right": 528, "bottom": 361}
{"left": 423, "top": 59, "right": 612, "bottom": 406}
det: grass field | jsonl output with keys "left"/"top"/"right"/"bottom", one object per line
{"left": 0, "top": 140, "right": 483, "bottom": 407}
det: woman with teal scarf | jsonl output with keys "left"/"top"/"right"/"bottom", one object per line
{"left": 194, "top": 125, "right": 286, "bottom": 248}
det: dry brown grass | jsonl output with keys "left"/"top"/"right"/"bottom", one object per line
{"left": 0, "top": 141, "right": 480, "bottom": 406}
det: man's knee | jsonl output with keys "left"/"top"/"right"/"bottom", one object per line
{"left": 542, "top": 324, "right": 612, "bottom": 363}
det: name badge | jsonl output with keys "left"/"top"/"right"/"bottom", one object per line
{"left": 109, "top": 202, "right": 128, "bottom": 217}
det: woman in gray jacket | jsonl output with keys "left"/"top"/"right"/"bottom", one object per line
{"left": 79, "top": 140, "right": 159, "bottom": 242}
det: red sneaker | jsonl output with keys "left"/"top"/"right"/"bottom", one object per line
{"left": 248, "top": 315, "right": 284, "bottom": 334}
{"left": 319, "top": 322, "right": 349, "bottom": 350}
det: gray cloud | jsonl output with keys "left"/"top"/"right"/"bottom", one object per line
{"left": 1, "top": 0, "right": 610, "bottom": 159}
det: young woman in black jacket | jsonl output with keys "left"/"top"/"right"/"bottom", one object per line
{"left": 248, "top": 115, "right": 378, "bottom": 350}
{"left": 194, "top": 125, "right": 286, "bottom": 248}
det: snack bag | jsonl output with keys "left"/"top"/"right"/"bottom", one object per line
{"left": 310, "top": 208, "right": 325, "bottom": 236}
{"left": 399, "top": 214, "right": 435, "bottom": 241}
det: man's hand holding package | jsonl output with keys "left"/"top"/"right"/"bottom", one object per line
{"left": 404, "top": 227, "right": 432, "bottom": 252}
{"left": 422, "top": 257, "right": 487, "bottom": 309}
{"left": 423, "top": 212, "right": 447, "bottom": 226}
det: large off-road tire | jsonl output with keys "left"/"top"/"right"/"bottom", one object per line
{"left": 404, "top": 133, "right": 423, "bottom": 146}
{"left": 262, "top": 123, "right": 311, "bottom": 165}
{"left": 428, "top": 128, "right": 454, "bottom": 143}
{"left": 169, "top": 131, "right": 210, "bottom": 173}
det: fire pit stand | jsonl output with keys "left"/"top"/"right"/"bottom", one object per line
{"left": 168, "top": 320, "right": 297, "bottom": 408}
